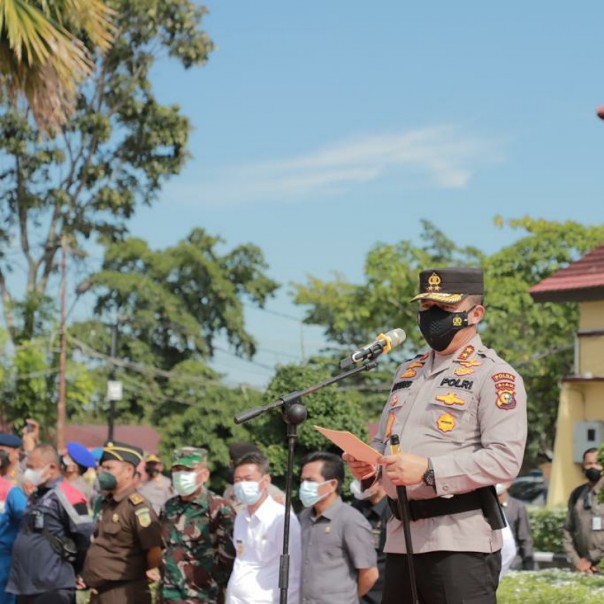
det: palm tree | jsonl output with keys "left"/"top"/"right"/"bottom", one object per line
{"left": 0, "top": 0, "right": 114, "bottom": 132}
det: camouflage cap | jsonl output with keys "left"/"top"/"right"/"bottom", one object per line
{"left": 172, "top": 446, "right": 207, "bottom": 468}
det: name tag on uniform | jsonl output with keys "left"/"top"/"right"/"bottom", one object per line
{"left": 593, "top": 517, "right": 602, "bottom": 531}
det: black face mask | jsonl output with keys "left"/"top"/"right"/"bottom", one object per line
{"left": 418, "top": 305, "right": 474, "bottom": 352}
{"left": 585, "top": 467, "right": 602, "bottom": 483}
{"left": 145, "top": 465, "right": 159, "bottom": 477}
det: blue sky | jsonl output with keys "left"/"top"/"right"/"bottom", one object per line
{"left": 130, "top": 1, "right": 603, "bottom": 387}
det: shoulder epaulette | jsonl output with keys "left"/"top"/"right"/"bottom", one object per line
{"left": 129, "top": 492, "right": 145, "bottom": 506}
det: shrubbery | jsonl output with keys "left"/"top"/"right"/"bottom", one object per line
{"left": 527, "top": 505, "right": 567, "bottom": 552}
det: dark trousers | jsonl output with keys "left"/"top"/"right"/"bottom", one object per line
{"left": 16, "top": 590, "right": 75, "bottom": 604}
{"left": 382, "top": 550, "right": 501, "bottom": 604}
{"left": 89, "top": 579, "right": 151, "bottom": 604}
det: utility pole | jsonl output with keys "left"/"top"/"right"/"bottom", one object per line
{"left": 57, "top": 235, "right": 68, "bottom": 451}
{"left": 107, "top": 320, "right": 122, "bottom": 441}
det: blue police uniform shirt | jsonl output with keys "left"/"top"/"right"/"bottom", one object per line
{"left": 0, "top": 477, "right": 27, "bottom": 604}
{"left": 7, "top": 477, "right": 93, "bottom": 596}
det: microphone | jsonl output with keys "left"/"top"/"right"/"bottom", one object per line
{"left": 339, "top": 328, "right": 406, "bottom": 370}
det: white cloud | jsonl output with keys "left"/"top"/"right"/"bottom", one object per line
{"left": 171, "top": 125, "right": 504, "bottom": 207}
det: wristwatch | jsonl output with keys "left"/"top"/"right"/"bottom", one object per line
{"left": 422, "top": 458, "right": 436, "bottom": 489}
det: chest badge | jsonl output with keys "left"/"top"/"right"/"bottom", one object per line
{"left": 457, "top": 359, "right": 481, "bottom": 369}
{"left": 436, "top": 392, "right": 464, "bottom": 406}
{"left": 437, "top": 413, "right": 457, "bottom": 433}
{"left": 400, "top": 368, "right": 417, "bottom": 379}
{"left": 454, "top": 367, "right": 474, "bottom": 376}
{"left": 112, "top": 513, "right": 119, "bottom": 523}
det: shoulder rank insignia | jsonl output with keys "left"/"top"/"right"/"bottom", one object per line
{"left": 457, "top": 345, "right": 475, "bottom": 361}
{"left": 135, "top": 507, "right": 151, "bottom": 528}
{"left": 436, "top": 392, "right": 465, "bottom": 406}
{"left": 129, "top": 493, "right": 145, "bottom": 506}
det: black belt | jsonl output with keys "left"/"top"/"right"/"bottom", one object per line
{"left": 408, "top": 491, "right": 482, "bottom": 521}
{"left": 388, "top": 486, "right": 505, "bottom": 529}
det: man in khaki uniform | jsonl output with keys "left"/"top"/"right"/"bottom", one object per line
{"left": 345, "top": 267, "right": 527, "bottom": 604}
{"left": 83, "top": 441, "right": 162, "bottom": 604}
{"left": 138, "top": 453, "right": 173, "bottom": 515}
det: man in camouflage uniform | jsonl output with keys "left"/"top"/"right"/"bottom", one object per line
{"left": 159, "top": 447, "right": 236, "bottom": 604}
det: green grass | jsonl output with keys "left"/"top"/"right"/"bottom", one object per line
{"left": 499, "top": 569, "right": 604, "bottom": 603}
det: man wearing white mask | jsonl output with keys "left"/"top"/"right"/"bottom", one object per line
{"left": 7, "top": 444, "right": 93, "bottom": 603}
{"left": 226, "top": 451, "right": 301, "bottom": 604}
{"left": 299, "top": 452, "right": 378, "bottom": 604}
{"left": 159, "top": 446, "right": 236, "bottom": 604}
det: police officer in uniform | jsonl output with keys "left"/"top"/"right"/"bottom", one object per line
{"left": 82, "top": 441, "right": 162, "bottom": 604}
{"left": 345, "top": 267, "right": 527, "bottom": 604}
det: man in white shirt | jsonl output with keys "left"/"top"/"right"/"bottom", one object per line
{"left": 226, "top": 451, "right": 301, "bottom": 604}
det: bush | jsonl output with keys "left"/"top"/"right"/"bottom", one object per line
{"left": 499, "top": 569, "right": 604, "bottom": 603}
{"left": 527, "top": 506, "right": 566, "bottom": 552}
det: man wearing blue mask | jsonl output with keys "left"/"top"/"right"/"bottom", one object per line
{"left": 226, "top": 451, "right": 301, "bottom": 604}
{"left": 299, "top": 452, "right": 378, "bottom": 604}
{"left": 159, "top": 446, "right": 235, "bottom": 604}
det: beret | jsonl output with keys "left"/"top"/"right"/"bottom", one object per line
{"left": 0, "top": 433, "right": 22, "bottom": 448}
{"left": 66, "top": 441, "right": 97, "bottom": 468}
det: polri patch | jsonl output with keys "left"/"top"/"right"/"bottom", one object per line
{"left": 495, "top": 382, "right": 517, "bottom": 410}
{"left": 440, "top": 377, "right": 474, "bottom": 390}
{"left": 491, "top": 372, "right": 516, "bottom": 383}
{"left": 437, "top": 413, "right": 457, "bottom": 433}
{"left": 389, "top": 393, "right": 399, "bottom": 407}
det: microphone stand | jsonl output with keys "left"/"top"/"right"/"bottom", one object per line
{"left": 234, "top": 359, "right": 379, "bottom": 604}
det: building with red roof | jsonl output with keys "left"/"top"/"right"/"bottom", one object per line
{"left": 530, "top": 243, "right": 604, "bottom": 506}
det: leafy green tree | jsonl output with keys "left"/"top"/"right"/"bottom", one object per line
{"left": 0, "top": 0, "right": 213, "bottom": 346}
{"left": 482, "top": 217, "right": 604, "bottom": 464}
{"left": 293, "top": 218, "right": 604, "bottom": 467}
{"left": 241, "top": 361, "right": 371, "bottom": 494}
{"left": 0, "top": 328, "right": 96, "bottom": 434}
{"left": 68, "top": 229, "right": 278, "bottom": 433}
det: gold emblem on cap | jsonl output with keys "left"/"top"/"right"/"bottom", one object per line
{"left": 427, "top": 272, "right": 442, "bottom": 292}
